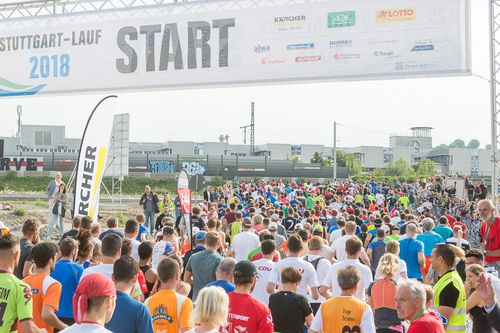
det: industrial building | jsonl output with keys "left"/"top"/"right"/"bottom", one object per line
{"left": 0, "top": 121, "right": 492, "bottom": 177}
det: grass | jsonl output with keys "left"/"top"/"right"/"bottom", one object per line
{"left": 13, "top": 208, "right": 27, "bottom": 216}
{"left": 34, "top": 199, "right": 48, "bottom": 207}
{"left": 0, "top": 174, "right": 224, "bottom": 196}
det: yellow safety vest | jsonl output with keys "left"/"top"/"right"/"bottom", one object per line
{"left": 432, "top": 270, "right": 466, "bottom": 333}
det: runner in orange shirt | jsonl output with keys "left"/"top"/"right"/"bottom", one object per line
{"left": 22, "top": 242, "right": 67, "bottom": 333}
{"left": 144, "top": 257, "right": 193, "bottom": 333}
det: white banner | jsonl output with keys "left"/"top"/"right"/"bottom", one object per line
{"left": 0, "top": 0, "right": 470, "bottom": 96}
{"left": 73, "top": 96, "right": 116, "bottom": 219}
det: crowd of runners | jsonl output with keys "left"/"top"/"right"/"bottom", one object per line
{"left": 1, "top": 175, "right": 500, "bottom": 333}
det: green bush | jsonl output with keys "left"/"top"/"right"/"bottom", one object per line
{"left": 13, "top": 208, "right": 27, "bottom": 216}
{"left": 34, "top": 199, "right": 48, "bottom": 207}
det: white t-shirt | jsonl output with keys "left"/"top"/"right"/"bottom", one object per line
{"left": 310, "top": 297, "right": 375, "bottom": 333}
{"left": 230, "top": 231, "right": 260, "bottom": 262}
{"left": 80, "top": 263, "right": 142, "bottom": 298}
{"left": 374, "top": 259, "right": 408, "bottom": 283}
{"left": 127, "top": 237, "right": 141, "bottom": 262}
{"left": 152, "top": 240, "right": 171, "bottom": 269}
{"left": 329, "top": 229, "right": 343, "bottom": 243}
{"left": 322, "top": 259, "right": 373, "bottom": 301}
{"left": 60, "top": 324, "right": 112, "bottom": 333}
{"left": 303, "top": 254, "right": 331, "bottom": 304}
{"left": 269, "top": 257, "right": 320, "bottom": 298}
{"left": 251, "top": 258, "right": 275, "bottom": 306}
{"left": 330, "top": 235, "right": 352, "bottom": 261}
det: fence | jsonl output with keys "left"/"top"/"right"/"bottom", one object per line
{"left": 8, "top": 151, "right": 349, "bottom": 179}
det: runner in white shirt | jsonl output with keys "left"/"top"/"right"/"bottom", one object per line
{"left": 151, "top": 226, "right": 176, "bottom": 269}
{"left": 123, "top": 219, "right": 141, "bottom": 262}
{"left": 303, "top": 236, "right": 332, "bottom": 313}
{"left": 251, "top": 240, "right": 276, "bottom": 305}
{"left": 230, "top": 219, "right": 260, "bottom": 262}
{"left": 267, "top": 235, "right": 320, "bottom": 301}
{"left": 321, "top": 236, "right": 373, "bottom": 301}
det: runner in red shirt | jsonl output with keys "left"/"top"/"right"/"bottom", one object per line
{"left": 396, "top": 279, "right": 444, "bottom": 333}
{"left": 226, "top": 260, "right": 274, "bottom": 333}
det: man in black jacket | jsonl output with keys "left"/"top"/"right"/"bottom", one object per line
{"left": 139, "top": 185, "right": 159, "bottom": 235}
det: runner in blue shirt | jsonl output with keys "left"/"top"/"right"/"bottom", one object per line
{"left": 399, "top": 223, "right": 425, "bottom": 280}
{"left": 106, "top": 256, "right": 154, "bottom": 333}
{"left": 50, "top": 238, "right": 83, "bottom": 326}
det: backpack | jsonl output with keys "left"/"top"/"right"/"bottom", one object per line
{"left": 303, "top": 255, "right": 324, "bottom": 271}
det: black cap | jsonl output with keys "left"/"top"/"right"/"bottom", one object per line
{"left": 233, "top": 260, "right": 257, "bottom": 279}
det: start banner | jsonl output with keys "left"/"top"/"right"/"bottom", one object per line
{"left": 0, "top": 0, "right": 470, "bottom": 96}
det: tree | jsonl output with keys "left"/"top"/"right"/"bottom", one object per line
{"left": 385, "top": 159, "right": 415, "bottom": 178}
{"left": 415, "top": 159, "right": 436, "bottom": 178}
{"left": 310, "top": 152, "right": 331, "bottom": 166}
{"left": 435, "top": 144, "right": 448, "bottom": 149}
{"left": 449, "top": 139, "right": 466, "bottom": 148}
{"left": 344, "top": 153, "right": 362, "bottom": 176}
{"left": 467, "top": 139, "right": 480, "bottom": 149}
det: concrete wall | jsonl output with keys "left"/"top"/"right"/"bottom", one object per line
{"left": 260, "top": 144, "right": 291, "bottom": 160}
{"left": 168, "top": 141, "right": 195, "bottom": 155}
{"left": 344, "top": 146, "right": 385, "bottom": 169}
{"left": 202, "top": 142, "right": 229, "bottom": 155}
{"left": 21, "top": 125, "right": 65, "bottom": 148}
{"left": 448, "top": 148, "right": 471, "bottom": 175}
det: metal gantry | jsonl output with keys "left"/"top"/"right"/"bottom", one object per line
{"left": 490, "top": 0, "right": 500, "bottom": 209}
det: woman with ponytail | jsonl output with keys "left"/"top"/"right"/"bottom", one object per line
{"left": 367, "top": 253, "right": 403, "bottom": 333}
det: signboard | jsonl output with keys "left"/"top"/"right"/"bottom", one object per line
{"left": 0, "top": 157, "right": 43, "bottom": 171}
{"left": 0, "top": 0, "right": 470, "bottom": 96}
{"left": 177, "top": 169, "right": 192, "bottom": 248}
{"left": 74, "top": 96, "right": 116, "bottom": 219}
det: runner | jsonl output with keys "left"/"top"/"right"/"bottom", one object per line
{"left": 310, "top": 265, "right": 375, "bottom": 333}
{"left": 0, "top": 234, "right": 45, "bottom": 333}
{"left": 145, "top": 257, "right": 194, "bottom": 333}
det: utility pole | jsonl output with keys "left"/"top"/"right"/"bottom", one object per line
{"left": 240, "top": 102, "right": 255, "bottom": 155}
{"left": 250, "top": 102, "right": 255, "bottom": 156}
{"left": 333, "top": 121, "right": 337, "bottom": 181}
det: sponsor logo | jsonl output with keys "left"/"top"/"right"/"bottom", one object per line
{"left": 295, "top": 55, "right": 321, "bottom": 62}
{"left": 368, "top": 38, "right": 399, "bottom": 46}
{"left": 373, "top": 50, "right": 398, "bottom": 58}
{"left": 327, "top": 11, "right": 356, "bottom": 28}
{"left": 333, "top": 52, "right": 360, "bottom": 60}
{"left": 376, "top": 8, "right": 416, "bottom": 23}
{"left": 329, "top": 39, "right": 352, "bottom": 48}
{"left": 287, "top": 43, "right": 314, "bottom": 50}
{"left": 261, "top": 57, "right": 285, "bottom": 65}
{"left": 395, "top": 61, "right": 433, "bottom": 71}
{"left": 254, "top": 44, "right": 270, "bottom": 53}
{"left": 273, "top": 15, "right": 306, "bottom": 30}
{"left": 411, "top": 40, "right": 434, "bottom": 52}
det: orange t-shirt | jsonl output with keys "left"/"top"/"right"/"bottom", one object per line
{"left": 321, "top": 296, "right": 366, "bottom": 333}
{"left": 21, "top": 274, "right": 62, "bottom": 333}
{"left": 144, "top": 289, "right": 193, "bottom": 333}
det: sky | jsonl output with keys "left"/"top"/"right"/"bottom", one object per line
{"left": 0, "top": 0, "right": 492, "bottom": 149}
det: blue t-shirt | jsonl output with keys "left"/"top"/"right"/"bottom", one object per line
{"left": 434, "top": 226, "right": 453, "bottom": 242}
{"left": 106, "top": 291, "right": 153, "bottom": 333}
{"left": 326, "top": 218, "right": 338, "bottom": 229}
{"left": 206, "top": 280, "right": 235, "bottom": 294}
{"left": 399, "top": 238, "right": 424, "bottom": 279}
{"left": 416, "top": 232, "right": 444, "bottom": 257}
{"left": 99, "top": 229, "right": 124, "bottom": 240}
{"left": 50, "top": 259, "right": 84, "bottom": 318}
{"left": 136, "top": 224, "right": 148, "bottom": 241}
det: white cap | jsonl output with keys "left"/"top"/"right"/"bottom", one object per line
{"left": 271, "top": 214, "right": 279, "bottom": 221}
{"left": 269, "top": 222, "right": 278, "bottom": 231}
{"left": 380, "top": 224, "right": 390, "bottom": 233}
{"left": 155, "top": 231, "right": 163, "bottom": 238}
{"left": 294, "top": 223, "right": 304, "bottom": 231}
{"left": 0, "top": 221, "right": 5, "bottom": 229}
{"left": 192, "top": 227, "right": 200, "bottom": 234}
